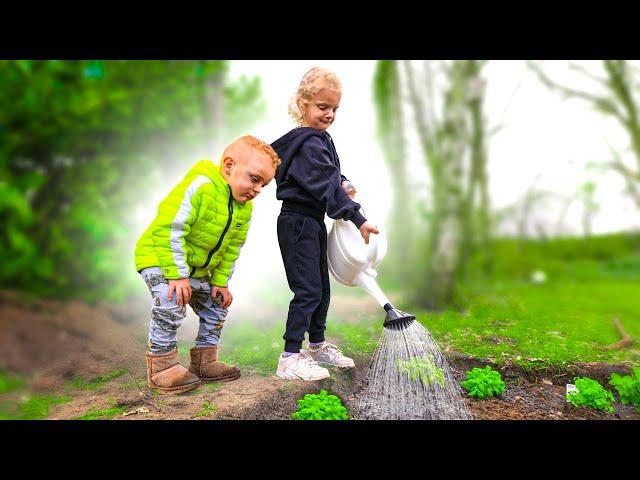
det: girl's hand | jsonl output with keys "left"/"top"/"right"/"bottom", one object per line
{"left": 342, "top": 180, "right": 356, "bottom": 199}
{"left": 359, "top": 221, "right": 379, "bottom": 245}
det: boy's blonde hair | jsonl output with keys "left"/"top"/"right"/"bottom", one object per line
{"left": 222, "top": 135, "right": 281, "bottom": 170}
{"left": 288, "top": 67, "right": 342, "bottom": 126}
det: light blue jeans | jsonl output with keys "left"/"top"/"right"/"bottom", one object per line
{"left": 140, "top": 267, "right": 228, "bottom": 354}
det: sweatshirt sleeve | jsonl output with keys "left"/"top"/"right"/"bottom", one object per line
{"left": 288, "top": 137, "right": 366, "bottom": 228}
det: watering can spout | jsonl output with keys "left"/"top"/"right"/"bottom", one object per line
{"left": 363, "top": 267, "right": 377, "bottom": 278}
{"left": 383, "top": 303, "right": 416, "bottom": 329}
{"left": 353, "top": 270, "right": 389, "bottom": 308}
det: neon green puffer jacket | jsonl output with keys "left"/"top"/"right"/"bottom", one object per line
{"left": 134, "top": 160, "right": 252, "bottom": 287}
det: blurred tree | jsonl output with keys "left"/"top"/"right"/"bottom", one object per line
{"left": 402, "top": 60, "right": 492, "bottom": 309}
{"left": 578, "top": 181, "right": 600, "bottom": 239}
{"left": 0, "top": 60, "right": 266, "bottom": 302}
{"left": 529, "top": 60, "right": 640, "bottom": 208}
{"left": 372, "top": 60, "right": 411, "bottom": 278}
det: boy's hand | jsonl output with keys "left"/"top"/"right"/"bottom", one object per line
{"left": 342, "top": 180, "right": 356, "bottom": 199}
{"left": 359, "top": 221, "right": 379, "bottom": 245}
{"left": 211, "top": 286, "right": 233, "bottom": 308}
{"left": 168, "top": 278, "right": 191, "bottom": 306}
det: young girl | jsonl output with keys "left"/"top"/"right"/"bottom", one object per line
{"left": 271, "top": 67, "right": 379, "bottom": 381}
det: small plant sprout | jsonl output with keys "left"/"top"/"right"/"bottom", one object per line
{"left": 461, "top": 366, "right": 506, "bottom": 399}
{"left": 291, "top": 390, "right": 348, "bottom": 420}
{"left": 195, "top": 400, "right": 217, "bottom": 418}
{"left": 609, "top": 368, "right": 640, "bottom": 413}
{"left": 566, "top": 377, "right": 615, "bottom": 413}
{"left": 396, "top": 355, "right": 446, "bottom": 388}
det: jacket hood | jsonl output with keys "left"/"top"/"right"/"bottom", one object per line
{"left": 271, "top": 127, "right": 327, "bottom": 184}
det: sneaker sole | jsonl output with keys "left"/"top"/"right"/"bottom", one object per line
{"left": 316, "top": 362, "right": 355, "bottom": 369}
{"left": 276, "top": 371, "right": 330, "bottom": 381}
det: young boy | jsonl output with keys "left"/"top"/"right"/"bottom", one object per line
{"left": 135, "top": 135, "right": 280, "bottom": 394}
{"left": 271, "top": 67, "right": 379, "bottom": 381}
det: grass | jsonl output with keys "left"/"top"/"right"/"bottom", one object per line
{"left": 190, "top": 316, "right": 380, "bottom": 376}
{"left": 184, "top": 276, "right": 639, "bottom": 375}
{"left": 0, "top": 371, "right": 73, "bottom": 419}
{"left": 120, "top": 375, "right": 147, "bottom": 391}
{"left": 76, "top": 406, "right": 128, "bottom": 420}
{"left": 0, "top": 371, "right": 26, "bottom": 394}
{"left": 202, "top": 382, "right": 223, "bottom": 392}
{"left": 379, "top": 236, "right": 640, "bottom": 370}
{"left": 69, "top": 368, "right": 128, "bottom": 391}
{"left": 0, "top": 393, "right": 73, "bottom": 420}
{"left": 417, "top": 275, "right": 640, "bottom": 369}
{"left": 326, "top": 319, "right": 380, "bottom": 357}
{"left": 194, "top": 400, "right": 217, "bottom": 417}
{"left": 120, "top": 234, "right": 640, "bottom": 377}
{"left": 219, "top": 323, "right": 286, "bottom": 376}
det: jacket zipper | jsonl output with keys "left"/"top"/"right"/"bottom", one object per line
{"left": 197, "top": 186, "right": 234, "bottom": 273}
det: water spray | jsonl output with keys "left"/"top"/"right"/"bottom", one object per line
{"left": 327, "top": 209, "right": 471, "bottom": 419}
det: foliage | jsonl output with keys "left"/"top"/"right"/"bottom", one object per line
{"left": 0, "top": 60, "right": 265, "bottom": 302}
{"left": 76, "top": 406, "right": 127, "bottom": 420}
{"left": 460, "top": 366, "right": 506, "bottom": 399}
{"left": 195, "top": 400, "right": 217, "bottom": 417}
{"left": 0, "top": 371, "right": 26, "bottom": 394}
{"left": 0, "top": 394, "right": 72, "bottom": 420}
{"left": 609, "top": 368, "right": 640, "bottom": 412}
{"left": 567, "top": 377, "right": 615, "bottom": 413}
{"left": 397, "top": 355, "right": 445, "bottom": 387}
{"left": 69, "top": 369, "right": 128, "bottom": 391}
{"left": 291, "top": 390, "right": 349, "bottom": 420}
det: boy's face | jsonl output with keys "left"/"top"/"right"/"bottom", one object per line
{"left": 224, "top": 152, "right": 275, "bottom": 204}
{"left": 301, "top": 88, "right": 341, "bottom": 131}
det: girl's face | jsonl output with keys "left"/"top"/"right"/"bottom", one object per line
{"left": 300, "top": 88, "right": 341, "bottom": 131}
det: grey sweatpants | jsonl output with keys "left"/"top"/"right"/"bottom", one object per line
{"left": 140, "top": 267, "right": 228, "bottom": 354}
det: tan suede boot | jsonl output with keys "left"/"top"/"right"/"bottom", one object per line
{"left": 189, "top": 346, "right": 241, "bottom": 382}
{"left": 146, "top": 348, "right": 201, "bottom": 394}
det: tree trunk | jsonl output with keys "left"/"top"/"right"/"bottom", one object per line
{"left": 372, "top": 61, "right": 411, "bottom": 279}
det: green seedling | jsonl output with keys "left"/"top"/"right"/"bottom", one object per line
{"left": 461, "top": 366, "right": 506, "bottom": 399}
{"left": 292, "top": 390, "right": 349, "bottom": 420}
{"left": 567, "top": 377, "right": 615, "bottom": 413}
{"left": 609, "top": 368, "right": 640, "bottom": 413}
{"left": 195, "top": 400, "right": 217, "bottom": 417}
{"left": 397, "top": 355, "right": 445, "bottom": 387}
{"left": 76, "top": 406, "right": 127, "bottom": 420}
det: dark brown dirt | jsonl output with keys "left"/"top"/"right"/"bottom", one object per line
{"left": 0, "top": 290, "right": 147, "bottom": 392}
{"left": 219, "top": 354, "right": 640, "bottom": 420}
{"left": 1, "top": 290, "right": 638, "bottom": 420}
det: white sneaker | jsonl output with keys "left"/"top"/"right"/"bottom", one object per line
{"left": 307, "top": 342, "right": 355, "bottom": 369}
{"left": 276, "top": 351, "right": 330, "bottom": 381}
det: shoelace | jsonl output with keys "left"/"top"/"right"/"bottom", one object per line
{"left": 299, "top": 351, "right": 323, "bottom": 370}
{"left": 323, "top": 343, "right": 345, "bottom": 358}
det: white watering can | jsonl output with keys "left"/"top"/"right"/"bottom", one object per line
{"left": 327, "top": 207, "right": 415, "bottom": 328}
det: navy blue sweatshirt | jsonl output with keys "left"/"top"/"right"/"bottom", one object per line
{"left": 271, "top": 127, "right": 367, "bottom": 228}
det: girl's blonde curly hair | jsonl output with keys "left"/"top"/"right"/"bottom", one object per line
{"left": 288, "top": 67, "right": 342, "bottom": 126}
